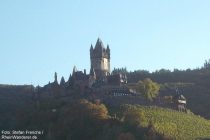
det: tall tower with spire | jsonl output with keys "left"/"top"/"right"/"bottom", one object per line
{"left": 90, "top": 38, "right": 110, "bottom": 81}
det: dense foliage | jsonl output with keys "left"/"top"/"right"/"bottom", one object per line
{"left": 1, "top": 84, "right": 210, "bottom": 140}
{"left": 0, "top": 90, "right": 172, "bottom": 140}
{"left": 136, "top": 78, "right": 160, "bottom": 101}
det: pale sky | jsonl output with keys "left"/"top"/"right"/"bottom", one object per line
{"left": 0, "top": 0, "right": 210, "bottom": 86}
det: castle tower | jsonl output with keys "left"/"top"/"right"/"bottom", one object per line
{"left": 90, "top": 38, "right": 110, "bottom": 81}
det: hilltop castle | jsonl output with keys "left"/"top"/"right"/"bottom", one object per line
{"left": 45, "top": 38, "right": 127, "bottom": 90}
{"left": 39, "top": 39, "right": 187, "bottom": 112}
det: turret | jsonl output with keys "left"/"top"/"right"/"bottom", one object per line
{"left": 106, "top": 45, "right": 110, "bottom": 59}
{"left": 60, "top": 76, "right": 65, "bottom": 86}
{"left": 90, "top": 67, "right": 96, "bottom": 77}
{"left": 90, "top": 44, "right": 93, "bottom": 57}
{"left": 68, "top": 74, "right": 72, "bottom": 82}
{"left": 54, "top": 72, "right": 58, "bottom": 84}
{"left": 89, "top": 67, "right": 96, "bottom": 87}
{"left": 72, "top": 66, "right": 77, "bottom": 75}
{"left": 90, "top": 44, "right": 93, "bottom": 51}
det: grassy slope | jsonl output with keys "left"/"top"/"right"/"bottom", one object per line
{"left": 134, "top": 105, "right": 210, "bottom": 140}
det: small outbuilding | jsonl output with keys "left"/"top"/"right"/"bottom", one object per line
{"left": 173, "top": 94, "right": 187, "bottom": 112}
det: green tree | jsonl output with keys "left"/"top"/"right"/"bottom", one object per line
{"left": 137, "top": 78, "right": 160, "bottom": 101}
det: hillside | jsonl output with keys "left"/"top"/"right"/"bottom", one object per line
{"left": 114, "top": 104, "right": 210, "bottom": 140}
{"left": 0, "top": 85, "right": 210, "bottom": 139}
{"left": 113, "top": 65, "right": 210, "bottom": 119}
{"left": 1, "top": 63, "right": 210, "bottom": 139}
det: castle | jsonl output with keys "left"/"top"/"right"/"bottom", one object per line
{"left": 66, "top": 42, "right": 187, "bottom": 109}
{"left": 38, "top": 38, "right": 187, "bottom": 112}
{"left": 45, "top": 38, "right": 127, "bottom": 90}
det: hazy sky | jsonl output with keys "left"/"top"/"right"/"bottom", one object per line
{"left": 0, "top": 0, "right": 210, "bottom": 86}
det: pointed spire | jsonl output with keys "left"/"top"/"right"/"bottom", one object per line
{"left": 68, "top": 74, "right": 72, "bottom": 81}
{"left": 54, "top": 72, "right": 58, "bottom": 84}
{"left": 72, "top": 66, "right": 77, "bottom": 74}
{"left": 95, "top": 37, "right": 104, "bottom": 49}
{"left": 97, "top": 37, "right": 101, "bottom": 43}
{"left": 60, "top": 76, "right": 65, "bottom": 86}
{"left": 90, "top": 44, "right": 93, "bottom": 51}
{"left": 106, "top": 44, "right": 110, "bottom": 59}
{"left": 107, "top": 44, "right": 110, "bottom": 50}
{"left": 107, "top": 45, "right": 110, "bottom": 53}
